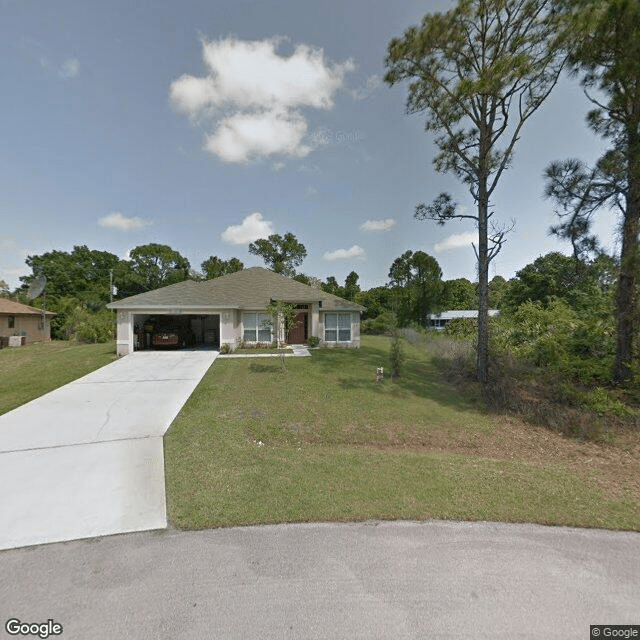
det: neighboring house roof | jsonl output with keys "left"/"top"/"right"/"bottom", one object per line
{"left": 107, "top": 267, "right": 365, "bottom": 312}
{"left": 0, "top": 298, "right": 55, "bottom": 316}
{"left": 428, "top": 309, "right": 500, "bottom": 320}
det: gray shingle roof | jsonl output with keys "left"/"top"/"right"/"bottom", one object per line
{"left": 107, "top": 267, "right": 364, "bottom": 312}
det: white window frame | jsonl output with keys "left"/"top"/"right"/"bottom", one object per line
{"left": 243, "top": 312, "right": 272, "bottom": 343}
{"left": 324, "top": 312, "right": 352, "bottom": 343}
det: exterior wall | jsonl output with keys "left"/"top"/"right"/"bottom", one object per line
{"left": 116, "top": 310, "right": 134, "bottom": 356}
{"left": 0, "top": 313, "right": 52, "bottom": 344}
{"left": 318, "top": 311, "right": 361, "bottom": 349}
{"left": 218, "top": 309, "right": 238, "bottom": 349}
{"left": 310, "top": 303, "right": 320, "bottom": 339}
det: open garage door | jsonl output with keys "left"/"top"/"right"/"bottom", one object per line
{"left": 133, "top": 314, "right": 220, "bottom": 350}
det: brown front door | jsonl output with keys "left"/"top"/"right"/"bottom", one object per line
{"left": 287, "top": 312, "right": 307, "bottom": 344}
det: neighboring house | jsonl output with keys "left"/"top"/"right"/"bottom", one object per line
{"left": 0, "top": 299, "right": 55, "bottom": 345}
{"left": 107, "top": 267, "right": 364, "bottom": 356}
{"left": 427, "top": 309, "right": 500, "bottom": 331}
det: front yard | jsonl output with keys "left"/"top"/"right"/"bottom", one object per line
{"left": 2, "top": 337, "right": 636, "bottom": 530}
{"left": 165, "top": 335, "right": 640, "bottom": 531}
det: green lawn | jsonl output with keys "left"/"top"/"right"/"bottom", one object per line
{"left": 165, "top": 335, "right": 640, "bottom": 531}
{"left": 0, "top": 340, "right": 117, "bottom": 415}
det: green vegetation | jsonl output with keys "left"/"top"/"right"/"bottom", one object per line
{"left": 0, "top": 341, "right": 117, "bottom": 415}
{"left": 165, "top": 336, "right": 640, "bottom": 531}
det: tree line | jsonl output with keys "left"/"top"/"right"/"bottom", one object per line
{"left": 5, "top": 229, "right": 614, "bottom": 354}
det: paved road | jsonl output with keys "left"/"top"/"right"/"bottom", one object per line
{"left": 0, "top": 350, "right": 217, "bottom": 550}
{"left": 1, "top": 520, "right": 637, "bottom": 639}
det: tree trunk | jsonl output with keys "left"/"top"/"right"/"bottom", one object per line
{"left": 476, "top": 183, "right": 490, "bottom": 384}
{"left": 613, "top": 123, "right": 640, "bottom": 383}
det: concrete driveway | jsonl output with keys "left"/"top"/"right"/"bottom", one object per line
{"left": 1, "top": 520, "right": 638, "bottom": 639}
{"left": 0, "top": 350, "right": 217, "bottom": 551}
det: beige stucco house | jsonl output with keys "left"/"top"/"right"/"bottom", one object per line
{"left": 107, "top": 267, "right": 364, "bottom": 357}
{"left": 0, "top": 299, "right": 55, "bottom": 345}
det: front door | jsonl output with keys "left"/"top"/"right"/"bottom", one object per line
{"left": 287, "top": 312, "right": 307, "bottom": 344}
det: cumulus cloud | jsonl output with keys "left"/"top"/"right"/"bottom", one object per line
{"left": 204, "top": 109, "right": 311, "bottom": 163}
{"left": 98, "top": 212, "right": 152, "bottom": 231}
{"left": 59, "top": 58, "right": 80, "bottom": 79}
{"left": 323, "top": 245, "right": 365, "bottom": 261}
{"left": 221, "top": 212, "right": 274, "bottom": 245}
{"left": 360, "top": 218, "right": 396, "bottom": 232}
{"left": 434, "top": 232, "right": 476, "bottom": 253}
{"left": 170, "top": 37, "right": 354, "bottom": 163}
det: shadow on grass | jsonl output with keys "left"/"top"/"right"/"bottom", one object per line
{"left": 249, "top": 362, "right": 283, "bottom": 374}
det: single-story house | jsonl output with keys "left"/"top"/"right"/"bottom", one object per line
{"left": 0, "top": 298, "right": 55, "bottom": 345}
{"left": 427, "top": 309, "right": 500, "bottom": 331}
{"left": 106, "top": 267, "right": 365, "bottom": 356}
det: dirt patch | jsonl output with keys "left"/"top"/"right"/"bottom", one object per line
{"left": 366, "top": 416, "right": 640, "bottom": 501}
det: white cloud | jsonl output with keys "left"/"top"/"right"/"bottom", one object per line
{"left": 98, "top": 212, "right": 152, "bottom": 231}
{"left": 350, "top": 74, "right": 382, "bottom": 100}
{"left": 59, "top": 58, "right": 80, "bottom": 79}
{"left": 434, "top": 232, "right": 476, "bottom": 253}
{"left": 306, "top": 186, "right": 318, "bottom": 196}
{"left": 323, "top": 245, "right": 365, "bottom": 261}
{"left": 221, "top": 212, "right": 274, "bottom": 245}
{"left": 170, "top": 37, "right": 355, "bottom": 163}
{"left": 360, "top": 218, "right": 396, "bottom": 232}
{"left": 272, "top": 161, "right": 286, "bottom": 172}
{"left": 204, "top": 109, "right": 311, "bottom": 163}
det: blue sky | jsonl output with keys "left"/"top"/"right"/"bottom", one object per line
{"left": 0, "top": 0, "right": 615, "bottom": 292}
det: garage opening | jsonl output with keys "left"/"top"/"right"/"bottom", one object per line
{"left": 133, "top": 314, "right": 220, "bottom": 350}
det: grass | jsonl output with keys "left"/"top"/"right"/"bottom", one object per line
{"left": 0, "top": 340, "right": 117, "bottom": 415}
{"left": 165, "top": 335, "right": 640, "bottom": 531}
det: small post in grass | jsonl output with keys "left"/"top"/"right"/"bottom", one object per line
{"left": 376, "top": 367, "right": 384, "bottom": 383}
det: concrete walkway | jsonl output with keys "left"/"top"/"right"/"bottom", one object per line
{"left": 219, "top": 344, "right": 311, "bottom": 358}
{"left": 0, "top": 350, "right": 217, "bottom": 551}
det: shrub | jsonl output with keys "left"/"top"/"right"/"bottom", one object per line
{"left": 362, "top": 311, "right": 397, "bottom": 335}
{"left": 63, "top": 307, "right": 115, "bottom": 343}
{"left": 219, "top": 343, "right": 231, "bottom": 354}
{"left": 490, "top": 299, "right": 616, "bottom": 383}
{"left": 443, "top": 317, "right": 477, "bottom": 339}
{"left": 307, "top": 336, "right": 320, "bottom": 348}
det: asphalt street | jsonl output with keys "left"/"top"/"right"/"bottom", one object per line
{"left": 1, "top": 519, "right": 638, "bottom": 639}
